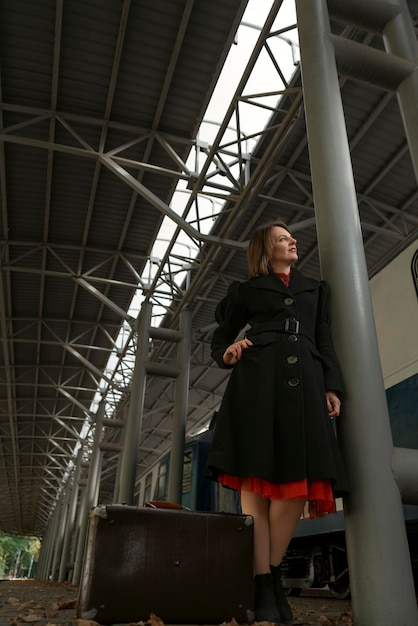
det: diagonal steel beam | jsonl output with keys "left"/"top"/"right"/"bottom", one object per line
{"left": 99, "top": 154, "right": 246, "bottom": 250}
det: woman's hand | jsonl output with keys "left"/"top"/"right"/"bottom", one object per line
{"left": 223, "top": 338, "right": 253, "bottom": 365}
{"left": 326, "top": 391, "right": 341, "bottom": 418}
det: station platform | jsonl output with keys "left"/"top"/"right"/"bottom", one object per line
{"left": 0, "top": 579, "right": 352, "bottom": 626}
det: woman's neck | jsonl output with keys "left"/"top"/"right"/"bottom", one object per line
{"left": 271, "top": 263, "right": 292, "bottom": 275}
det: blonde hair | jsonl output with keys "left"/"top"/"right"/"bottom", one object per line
{"left": 247, "top": 221, "right": 292, "bottom": 278}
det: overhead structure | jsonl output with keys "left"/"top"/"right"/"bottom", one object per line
{"left": 1, "top": 0, "right": 418, "bottom": 555}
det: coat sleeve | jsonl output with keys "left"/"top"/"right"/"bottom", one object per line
{"left": 315, "top": 281, "right": 344, "bottom": 396}
{"left": 211, "top": 281, "right": 249, "bottom": 369}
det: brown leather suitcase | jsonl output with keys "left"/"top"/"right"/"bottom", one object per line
{"left": 77, "top": 504, "right": 254, "bottom": 624}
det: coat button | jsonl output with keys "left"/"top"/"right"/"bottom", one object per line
{"left": 287, "top": 355, "right": 298, "bottom": 364}
{"left": 284, "top": 297, "right": 294, "bottom": 305}
{"left": 288, "top": 377, "right": 300, "bottom": 387}
{"left": 288, "top": 334, "right": 298, "bottom": 342}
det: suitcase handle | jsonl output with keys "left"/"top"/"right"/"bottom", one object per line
{"left": 144, "top": 500, "right": 189, "bottom": 510}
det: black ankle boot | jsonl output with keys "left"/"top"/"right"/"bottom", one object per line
{"left": 270, "top": 565, "right": 293, "bottom": 625}
{"left": 254, "top": 573, "right": 281, "bottom": 623}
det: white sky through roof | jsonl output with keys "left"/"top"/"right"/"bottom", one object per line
{"left": 140, "top": 0, "right": 299, "bottom": 318}
{"left": 88, "top": 0, "right": 299, "bottom": 419}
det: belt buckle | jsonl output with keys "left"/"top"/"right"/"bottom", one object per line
{"left": 285, "top": 318, "right": 299, "bottom": 334}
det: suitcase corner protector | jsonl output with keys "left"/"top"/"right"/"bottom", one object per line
{"left": 77, "top": 607, "right": 98, "bottom": 620}
{"left": 90, "top": 504, "right": 108, "bottom": 519}
{"left": 244, "top": 514, "right": 254, "bottom": 527}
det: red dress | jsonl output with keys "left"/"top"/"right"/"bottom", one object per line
{"left": 217, "top": 271, "right": 336, "bottom": 518}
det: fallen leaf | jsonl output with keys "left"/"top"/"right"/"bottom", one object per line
{"left": 75, "top": 620, "right": 101, "bottom": 626}
{"left": 340, "top": 613, "right": 353, "bottom": 625}
{"left": 317, "top": 616, "right": 338, "bottom": 626}
{"left": 147, "top": 613, "right": 164, "bottom": 626}
{"left": 52, "top": 599, "right": 77, "bottom": 611}
{"left": 21, "top": 614, "right": 44, "bottom": 623}
{"left": 8, "top": 597, "right": 21, "bottom": 606}
{"left": 19, "top": 601, "right": 43, "bottom": 612}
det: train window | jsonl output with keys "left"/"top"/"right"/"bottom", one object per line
{"left": 154, "top": 460, "right": 168, "bottom": 500}
{"left": 143, "top": 472, "right": 153, "bottom": 503}
{"left": 182, "top": 449, "right": 193, "bottom": 494}
{"left": 412, "top": 249, "right": 418, "bottom": 298}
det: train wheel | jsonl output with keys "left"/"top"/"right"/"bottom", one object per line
{"left": 328, "top": 545, "right": 350, "bottom": 599}
{"left": 329, "top": 575, "right": 351, "bottom": 599}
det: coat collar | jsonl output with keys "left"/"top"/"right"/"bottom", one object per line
{"left": 248, "top": 268, "right": 319, "bottom": 294}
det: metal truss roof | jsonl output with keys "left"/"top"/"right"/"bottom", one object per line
{"left": 1, "top": 0, "right": 418, "bottom": 536}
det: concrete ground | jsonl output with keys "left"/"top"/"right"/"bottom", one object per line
{"left": 0, "top": 580, "right": 352, "bottom": 626}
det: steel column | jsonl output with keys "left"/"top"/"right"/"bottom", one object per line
{"left": 383, "top": 0, "right": 418, "bottom": 182}
{"left": 295, "top": 1, "right": 418, "bottom": 624}
{"left": 39, "top": 504, "right": 60, "bottom": 580}
{"left": 167, "top": 308, "right": 192, "bottom": 503}
{"left": 50, "top": 494, "right": 69, "bottom": 580}
{"left": 34, "top": 537, "right": 45, "bottom": 579}
{"left": 113, "top": 406, "right": 128, "bottom": 503}
{"left": 118, "top": 301, "right": 152, "bottom": 505}
{"left": 72, "top": 401, "right": 105, "bottom": 585}
{"left": 58, "top": 449, "right": 83, "bottom": 581}
{"left": 35, "top": 522, "right": 52, "bottom": 580}
{"left": 392, "top": 447, "right": 418, "bottom": 504}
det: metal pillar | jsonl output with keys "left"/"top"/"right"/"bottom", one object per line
{"left": 295, "top": 1, "right": 418, "bottom": 624}
{"left": 72, "top": 401, "right": 105, "bottom": 585}
{"left": 50, "top": 493, "right": 69, "bottom": 580}
{"left": 118, "top": 301, "right": 152, "bottom": 505}
{"left": 39, "top": 504, "right": 60, "bottom": 580}
{"left": 167, "top": 308, "right": 192, "bottom": 503}
{"left": 383, "top": 0, "right": 418, "bottom": 181}
{"left": 58, "top": 449, "right": 83, "bottom": 581}
{"left": 111, "top": 408, "right": 128, "bottom": 503}
{"left": 392, "top": 447, "right": 418, "bottom": 505}
{"left": 35, "top": 523, "right": 51, "bottom": 580}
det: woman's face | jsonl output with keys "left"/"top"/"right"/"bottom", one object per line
{"left": 269, "top": 226, "right": 298, "bottom": 268}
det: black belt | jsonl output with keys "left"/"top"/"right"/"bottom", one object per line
{"left": 247, "top": 317, "right": 300, "bottom": 337}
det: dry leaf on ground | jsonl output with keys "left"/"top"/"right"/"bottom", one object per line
{"left": 19, "top": 601, "right": 44, "bottom": 612}
{"left": 52, "top": 598, "right": 77, "bottom": 611}
{"left": 317, "top": 616, "right": 338, "bottom": 626}
{"left": 21, "top": 614, "right": 44, "bottom": 623}
{"left": 147, "top": 613, "right": 165, "bottom": 626}
{"left": 76, "top": 619, "right": 102, "bottom": 626}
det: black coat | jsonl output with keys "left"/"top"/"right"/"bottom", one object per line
{"left": 206, "top": 268, "right": 349, "bottom": 495}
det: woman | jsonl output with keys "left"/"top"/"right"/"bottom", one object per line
{"left": 206, "top": 222, "right": 348, "bottom": 625}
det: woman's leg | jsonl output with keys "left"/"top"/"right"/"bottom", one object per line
{"left": 240, "top": 488, "right": 281, "bottom": 622}
{"left": 269, "top": 499, "right": 305, "bottom": 625}
{"left": 269, "top": 498, "right": 305, "bottom": 566}
{"left": 240, "top": 487, "right": 270, "bottom": 574}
